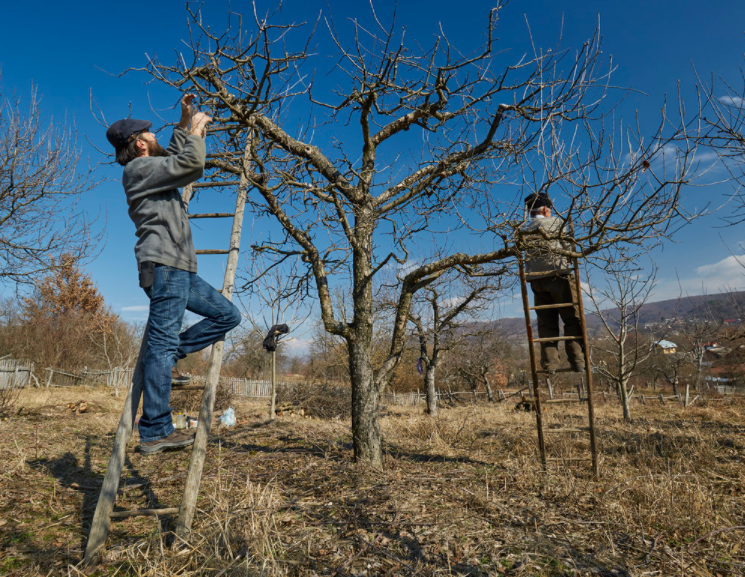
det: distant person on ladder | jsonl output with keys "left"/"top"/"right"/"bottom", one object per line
{"left": 523, "top": 192, "right": 586, "bottom": 374}
{"left": 106, "top": 94, "right": 242, "bottom": 455}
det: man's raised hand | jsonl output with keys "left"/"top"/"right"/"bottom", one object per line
{"left": 181, "top": 94, "right": 197, "bottom": 116}
{"left": 190, "top": 112, "right": 213, "bottom": 137}
{"left": 179, "top": 94, "right": 197, "bottom": 130}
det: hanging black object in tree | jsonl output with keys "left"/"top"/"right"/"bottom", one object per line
{"left": 262, "top": 324, "right": 290, "bottom": 352}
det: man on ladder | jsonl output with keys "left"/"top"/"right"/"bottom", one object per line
{"left": 523, "top": 193, "right": 586, "bottom": 374}
{"left": 106, "top": 95, "right": 242, "bottom": 455}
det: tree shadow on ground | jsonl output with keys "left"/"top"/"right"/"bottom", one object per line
{"left": 27, "top": 435, "right": 171, "bottom": 553}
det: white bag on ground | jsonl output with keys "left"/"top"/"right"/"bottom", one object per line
{"left": 219, "top": 406, "right": 235, "bottom": 426}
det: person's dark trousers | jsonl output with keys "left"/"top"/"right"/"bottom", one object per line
{"left": 139, "top": 265, "right": 242, "bottom": 442}
{"left": 530, "top": 274, "right": 585, "bottom": 371}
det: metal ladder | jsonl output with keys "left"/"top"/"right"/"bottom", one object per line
{"left": 82, "top": 146, "right": 250, "bottom": 566}
{"left": 517, "top": 255, "right": 599, "bottom": 478}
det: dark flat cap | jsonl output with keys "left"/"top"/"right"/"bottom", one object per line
{"left": 524, "top": 192, "right": 553, "bottom": 211}
{"left": 106, "top": 118, "right": 152, "bottom": 150}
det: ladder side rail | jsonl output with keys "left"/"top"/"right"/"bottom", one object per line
{"left": 176, "top": 149, "right": 249, "bottom": 537}
{"left": 518, "top": 258, "right": 547, "bottom": 469}
{"left": 83, "top": 329, "right": 148, "bottom": 566}
{"left": 572, "top": 255, "right": 600, "bottom": 478}
{"left": 182, "top": 183, "right": 193, "bottom": 211}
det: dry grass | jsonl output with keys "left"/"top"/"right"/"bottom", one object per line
{"left": 0, "top": 385, "right": 743, "bottom": 576}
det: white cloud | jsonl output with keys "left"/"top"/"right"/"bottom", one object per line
{"left": 282, "top": 337, "right": 311, "bottom": 356}
{"left": 121, "top": 305, "right": 149, "bottom": 312}
{"left": 718, "top": 95, "right": 745, "bottom": 108}
{"left": 652, "top": 253, "right": 745, "bottom": 302}
{"left": 439, "top": 296, "right": 466, "bottom": 308}
{"left": 692, "top": 254, "right": 745, "bottom": 289}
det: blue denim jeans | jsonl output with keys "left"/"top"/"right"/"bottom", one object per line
{"left": 139, "top": 265, "right": 242, "bottom": 442}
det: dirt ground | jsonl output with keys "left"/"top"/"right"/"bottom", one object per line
{"left": 0, "top": 385, "right": 743, "bottom": 576}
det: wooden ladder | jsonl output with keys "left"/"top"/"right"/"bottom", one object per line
{"left": 82, "top": 148, "right": 250, "bottom": 566}
{"left": 517, "top": 255, "right": 600, "bottom": 478}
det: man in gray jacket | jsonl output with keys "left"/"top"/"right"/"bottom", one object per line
{"left": 523, "top": 193, "right": 585, "bottom": 374}
{"left": 107, "top": 95, "right": 241, "bottom": 454}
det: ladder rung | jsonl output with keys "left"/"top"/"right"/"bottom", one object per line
{"left": 546, "top": 457, "right": 593, "bottom": 462}
{"left": 524, "top": 268, "right": 574, "bottom": 277}
{"left": 544, "top": 428, "right": 587, "bottom": 434}
{"left": 532, "top": 336, "right": 583, "bottom": 343}
{"left": 537, "top": 367, "right": 580, "bottom": 374}
{"left": 172, "top": 385, "right": 205, "bottom": 391}
{"left": 110, "top": 507, "right": 179, "bottom": 519}
{"left": 530, "top": 302, "right": 576, "bottom": 310}
{"left": 188, "top": 213, "right": 235, "bottom": 219}
{"left": 543, "top": 398, "right": 587, "bottom": 404}
{"left": 191, "top": 181, "right": 241, "bottom": 188}
{"left": 195, "top": 249, "right": 231, "bottom": 255}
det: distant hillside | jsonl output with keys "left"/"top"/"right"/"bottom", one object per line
{"left": 484, "top": 291, "right": 745, "bottom": 341}
{"left": 585, "top": 290, "right": 745, "bottom": 331}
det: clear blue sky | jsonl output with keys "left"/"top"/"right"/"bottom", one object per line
{"left": 1, "top": 0, "right": 744, "bottom": 341}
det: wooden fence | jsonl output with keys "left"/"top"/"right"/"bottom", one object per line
{"left": 44, "top": 367, "right": 135, "bottom": 388}
{"left": 0, "top": 358, "right": 35, "bottom": 389}
{"left": 225, "top": 378, "right": 292, "bottom": 398}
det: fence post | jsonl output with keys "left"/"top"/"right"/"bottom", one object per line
{"left": 45, "top": 368, "right": 53, "bottom": 388}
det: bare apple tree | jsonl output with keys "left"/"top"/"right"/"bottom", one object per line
{"left": 586, "top": 261, "right": 661, "bottom": 421}
{"left": 132, "top": 2, "right": 699, "bottom": 466}
{"left": 0, "top": 83, "right": 98, "bottom": 283}
{"left": 238, "top": 251, "right": 310, "bottom": 419}
{"left": 407, "top": 275, "right": 498, "bottom": 415}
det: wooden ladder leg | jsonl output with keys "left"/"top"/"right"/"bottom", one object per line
{"left": 83, "top": 330, "right": 148, "bottom": 566}
{"left": 175, "top": 339, "right": 225, "bottom": 537}
{"left": 518, "top": 258, "right": 546, "bottom": 470}
{"left": 176, "top": 151, "right": 248, "bottom": 538}
{"left": 572, "top": 258, "right": 600, "bottom": 479}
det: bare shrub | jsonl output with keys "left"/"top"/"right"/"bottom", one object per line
{"left": 0, "top": 384, "right": 20, "bottom": 418}
{"left": 170, "top": 379, "right": 234, "bottom": 415}
{"left": 276, "top": 381, "right": 352, "bottom": 420}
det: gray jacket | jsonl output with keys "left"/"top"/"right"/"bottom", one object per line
{"left": 123, "top": 127, "right": 205, "bottom": 272}
{"left": 522, "top": 216, "right": 572, "bottom": 280}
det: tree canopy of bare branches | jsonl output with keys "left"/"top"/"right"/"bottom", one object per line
{"left": 133, "top": 2, "right": 700, "bottom": 466}
{"left": 0, "top": 83, "right": 98, "bottom": 283}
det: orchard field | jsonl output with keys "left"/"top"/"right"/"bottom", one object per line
{"left": 0, "top": 385, "right": 743, "bottom": 576}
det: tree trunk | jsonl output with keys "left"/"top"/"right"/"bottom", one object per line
{"left": 349, "top": 338, "right": 382, "bottom": 467}
{"left": 619, "top": 376, "right": 632, "bottom": 421}
{"left": 349, "top": 209, "right": 381, "bottom": 466}
{"left": 484, "top": 377, "right": 494, "bottom": 402}
{"left": 425, "top": 364, "right": 437, "bottom": 416}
